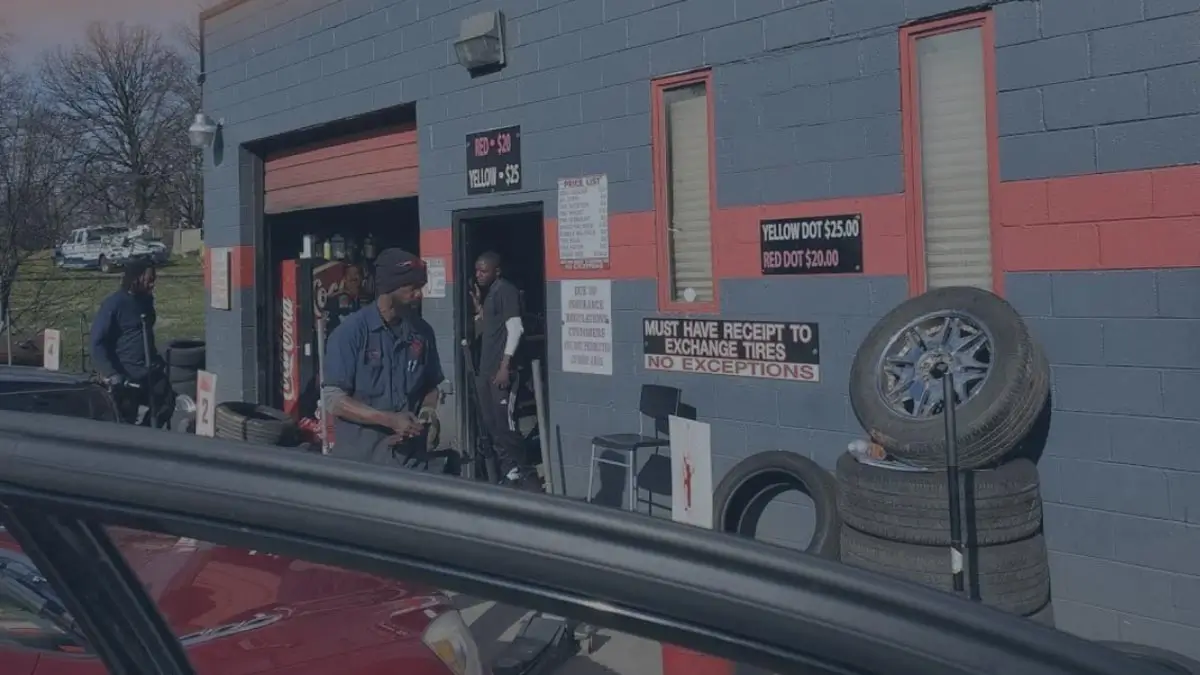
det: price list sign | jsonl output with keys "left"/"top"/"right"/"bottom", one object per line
{"left": 466, "top": 125, "right": 522, "bottom": 195}
{"left": 760, "top": 214, "right": 863, "bottom": 276}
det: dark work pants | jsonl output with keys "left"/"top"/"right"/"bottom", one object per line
{"left": 474, "top": 370, "right": 526, "bottom": 475}
{"left": 117, "top": 368, "right": 174, "bottom": 428}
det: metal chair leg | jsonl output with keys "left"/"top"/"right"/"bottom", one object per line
{"left": 586, "top": 444, "right": 597, "bottom": 503}
{"left": 627, "top": 449, "right": 637, "bottom": 512}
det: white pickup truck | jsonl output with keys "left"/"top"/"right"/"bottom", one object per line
{"left": 53, "top": 225, "right": 169, "bottom": 272}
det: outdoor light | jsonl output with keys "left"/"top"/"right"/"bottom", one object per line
{"left": 188, "top": 112, "right": 221, "bottom": 149}
{"left": 454, "top": 10, "right": 505, "bottom": 72}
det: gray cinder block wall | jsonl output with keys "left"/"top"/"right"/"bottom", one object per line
{"left": 200, "top": 0, "right": 1200, "bottom": 656}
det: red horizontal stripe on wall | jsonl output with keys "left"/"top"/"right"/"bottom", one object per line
{"left": 420, "top": 228, "right": 453, "bottom": 278}
{"left": 544, "top": 211, "right": 657, "bottom": 281}
{"left": 998, "top": 165, "right": 1200, "bottom": 272}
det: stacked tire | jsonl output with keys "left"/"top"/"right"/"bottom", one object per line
{"left": 165, "top": 339, "right": 205, "bottom": 400}
{"left": 838, "top": 286, "right": 1054, "bottom": 626}
{"left": 214, "top": 401, "right": 301, "bottom": 447}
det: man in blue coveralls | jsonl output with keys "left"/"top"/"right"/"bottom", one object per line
{"left": 321, "top": 248, "right": 445, "bottom": 469}
{"left": 90, "top": 260, "right": 171, "bottom": 426}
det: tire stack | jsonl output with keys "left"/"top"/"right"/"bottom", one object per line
{"left": 165, "top": 339, "right": 205, "bottom": 401}
{"left": 838, "top": 286, "right": 1054, "bottom": 626}
{"left": 214, "top": 401, "right": 301, "bottom": 447}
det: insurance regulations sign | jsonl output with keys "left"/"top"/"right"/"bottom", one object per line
{"left": 642, "top": 318, "right": 820, "bottom": 382}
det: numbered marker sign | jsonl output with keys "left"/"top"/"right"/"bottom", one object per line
{"left": 43, "top": 329, "right": 61, "bottom": 371}
{"left": 195, "top": 370, "right": 216, "bottom": 437}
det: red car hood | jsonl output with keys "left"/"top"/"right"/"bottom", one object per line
{"left": 1, "top": 529, "right": 451, "bottom": 674}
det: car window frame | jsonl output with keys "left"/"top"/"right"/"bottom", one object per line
{"left": 0, "top": 411, "right": 1181, "bottom": 675}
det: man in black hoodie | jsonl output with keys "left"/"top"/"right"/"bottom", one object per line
{"left": 90, "top": 260, "right": 171, "bottom": 425}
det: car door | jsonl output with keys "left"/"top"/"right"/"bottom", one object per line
{"left": 0, "top": 414, "right": 1187, "bottom": 675}
{"left": 0, "top": 534, "right": 83, "bottom": 675}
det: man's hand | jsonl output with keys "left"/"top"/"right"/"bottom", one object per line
{"left": 470, "top": 283, "right": 483, "bottom": 314}
{"left": 104, "top": 373, "right": 125, "bottom": 388}
{"left": 384, "top": 411, "right": 422, "bottom": 438}
{"left": 491, "top": 366, "right": 510, "bottom": 389}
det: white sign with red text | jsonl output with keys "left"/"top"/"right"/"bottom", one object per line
{"left": 195, "top": 370, "right": 217, "bottom": 437}
{"left": 42, "top": 329, "right": 61, "bottom": 371}
{"left": 669, "top": 416, "right": 713, "bottom": 529}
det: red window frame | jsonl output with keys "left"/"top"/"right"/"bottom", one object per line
{"left": 650, "top": 68, "right": 720, "bottom": 314}
{"left": 900, "top": 12, "right": 1005, "bottom": 296}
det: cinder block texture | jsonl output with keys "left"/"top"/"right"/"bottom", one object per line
{"left": 1010, "top": 270, "right": 1200, "bottom": 660}
{"left": 547, "top": 276, "right": 907, "bottom": 540}
{"left": 997, "top": 8, "right": 1200, "bottom": 179}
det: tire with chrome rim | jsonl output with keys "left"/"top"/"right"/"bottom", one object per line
{"left": 849, "top": 286, "right": 1049, "bottom": 469}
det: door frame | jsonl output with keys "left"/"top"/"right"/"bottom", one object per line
{"left": 450, "top": 201, "right": 545, "bottom": 480}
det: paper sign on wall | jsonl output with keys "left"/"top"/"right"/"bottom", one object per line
{"left": 670, "top": 416, "right": 713, "bottom": 529}
{"left": 209, "top": 247, "right": 231, "bottom": 310}
{"left": 423, "top": 257, "right": 447, "bottom": 298}
{"left": 560, "top": 279, "right": 612, "bottom": 375}
{"left": 557, "top": 174, "right": 609, "bottom": 270}
{"left": 195, "top": 370, "right": 217, "bottom": 437}
{"left": 42, "top": 329, "right": 60, "bottom": 371}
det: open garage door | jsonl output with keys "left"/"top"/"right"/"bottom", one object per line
{"left": 264, "top": 123, "right": 418, "bottom": 213}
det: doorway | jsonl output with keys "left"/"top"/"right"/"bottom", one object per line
{"left": 453, "top": 203, "right": 548, "bottom": 481}
{"left": 261, "top": 197, "right": 421, "bottom": 411}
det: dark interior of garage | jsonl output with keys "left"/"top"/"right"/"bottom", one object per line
{"left": 457, "top": 207, "right": 548, "bottom": 469}
{"left": 262, "top": 197, "right": 421, "bottom": 412}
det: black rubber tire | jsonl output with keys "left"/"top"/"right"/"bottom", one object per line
{"left": 839, "top": 528, "right": 1050, "bottom": 616}
{"left": 835, "top": 452, "right": 1042, "bottom": 546}
{"left": 1096, "top": 642, "right": 1200, "bottom": 674}
{"left": 713, "top": 451, "right": 840, "bottom": 559}
{"left": 165, "top": 339, "right": 205, "bottom": 369}
{"left": 1025, "top": 600, "right": 1055, "bottom": 627}
{"left": 849, "top": 286, "right": 1050, "bottom": 469}
{"left": 174, "top": 380, "right": 197, "bottom": 401}
{"left": 213, "top": 402, "right": 296, "bottom": 446}
{"left": 169, "top": 365, "right": 198, "bottom": 384}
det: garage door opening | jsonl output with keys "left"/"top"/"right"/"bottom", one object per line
{"left": 264, "top": 197, "right": 420, "bottom": 416}
{"left": 454, "top": 204, "right": 547, "bottom": 481}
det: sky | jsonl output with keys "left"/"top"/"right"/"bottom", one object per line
{"left": 4, "top": 0, "right": 214, "bottom": 63}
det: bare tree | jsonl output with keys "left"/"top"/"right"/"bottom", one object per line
{"left": 0, "top": 32, "right": 86, "bottom": 323}
{"left": 39, "top": 22, "right": 194, "bottom": 226}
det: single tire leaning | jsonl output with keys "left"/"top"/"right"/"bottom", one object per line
{"left": 835, "top": 452, "right": 1042, "bottom": 546}
{"left": 1095, "top": 642, "right": 1200, "bottom": 674}
{"left": 712, "top": 451, "right": 840, "bottom": 559}
{"left": 849, "top": 286, "right": 1050, "bottom": 469}
{"left": 839, "top": 527, "right": 1050, "bottom": 616}
{"left": 1026, "top": 600, "right": 1055, "bottom": 628}
{"left": 214, "top": 402, "right": 296, "bottom": 446}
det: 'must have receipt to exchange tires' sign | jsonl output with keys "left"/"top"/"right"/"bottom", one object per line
{"left": 643, "top": 319, "right": 820, "bottom": 382}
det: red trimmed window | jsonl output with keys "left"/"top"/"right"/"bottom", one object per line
{"left": 900, "top": 12, "right": 1003, "bottom": 295}
{"left": 651, "top": 69, "right": 718, "bottom": 312}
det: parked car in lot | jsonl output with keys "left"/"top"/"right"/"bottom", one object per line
{"left": 0, "top": 413, "right": 1193, "bottom": 675}
{"left": 0, "top": 528, "right": 478, "bottom": 675}
{"left": 53, "top": 224, "right": 168, "bottom": 273}
{"left": 0, "top": 366, "right": 119, "bottom": 420}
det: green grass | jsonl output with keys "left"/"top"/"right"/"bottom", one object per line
{"left": 5, "top": 253, "right": 205, "bottom": 372}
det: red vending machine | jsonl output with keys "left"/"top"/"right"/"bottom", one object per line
{"left": 278, "top": 239, "right": 373, "bottom": 447}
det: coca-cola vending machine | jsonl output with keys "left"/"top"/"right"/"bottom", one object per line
{"left": 278, "top": 246, "right": 371, "bottom": 445}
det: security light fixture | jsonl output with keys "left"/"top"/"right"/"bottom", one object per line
{"left": 188, "top": 112, "right": 221, "bottom": 149}
{"left": 454, "top": 10, "right": 505, "bottom": 73}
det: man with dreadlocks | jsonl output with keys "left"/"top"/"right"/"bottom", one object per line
{"left": 89, "top": 259, "right": 171, "bottom": 426}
